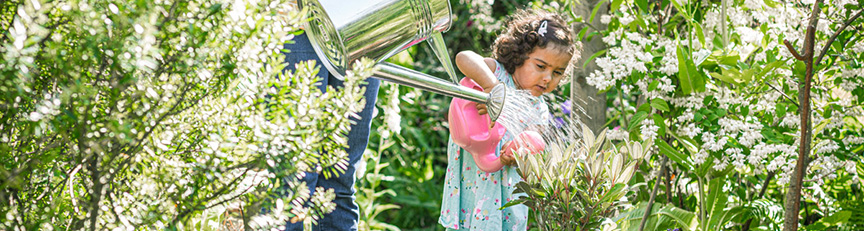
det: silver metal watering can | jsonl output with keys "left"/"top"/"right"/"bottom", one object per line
{"left": 298, "top": 0, "right": 507, "bottom": 121}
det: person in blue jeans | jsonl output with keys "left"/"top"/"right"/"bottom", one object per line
{"left": 282, "top": 32, "right": 380, "bottom": 231}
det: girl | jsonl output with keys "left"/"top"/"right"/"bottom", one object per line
{"left": 439, "top": 9, "right": 581, "bottom": 230}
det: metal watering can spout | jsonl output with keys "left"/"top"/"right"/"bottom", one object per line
{"left": 374, "top": 63, "right": 507, "bottom": 121}
{"left": 299, "top": 0, "right": 507, "bottom": 121}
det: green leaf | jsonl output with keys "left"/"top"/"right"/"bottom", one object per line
{"left": 629, "top": 111, "right": 649, "bottom": 133}
{"left": 635, "top": 0, "right": 649, "bottom": 11}
{"left": 611, "top": 0, "right": 625, "bottom": 12}
{"left": 577, "top": 27, "right": 590, "bottom": 40}
{"left": 805, "top": 211, "right": 852, "bottom": 230}
{"left": 763, "top": 0, "right": 779, "bottom": 8}
{"left": 758, "top": 60, "right": 785, "bottom": 77}
{"left": 706, "top": 175, "right": 730, "bottom": 229}
{"left": 677, "top": 45, "right": 694, "bottom": 94}
{"left": 656, "top": 205, "right": 698, "bottom": 230}
{"left": 709, "top": 68, "right": 751, "bottom": 85}
{"left": 653, "top": 114, "right": 667, "bottom": 137}
{"left": 599, "top": 183, "right": 627, "bottom": 203}
{"left": 694, "top": 24, "right": 706, "bottom": 49}
{"left": 589, "top": 0, "right": 609, "bottom": 24}
{"left": 676, "top": 44, "right": 704, "bottom": 93}
{"left": 655, "top": 139, "right": 692, "bottom": 169}
{"left": 583, "top": 49, "right": 607, "bottom": 69}
{"left": 650, "top": 98, "right": 670, "bottom": 112}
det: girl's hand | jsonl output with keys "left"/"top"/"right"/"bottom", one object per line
{"left": 474, "top": 85, "right": 496, "bottom": 115}
{"left": 475, "top": 103, "right": 488, "bottom": 115}
{"left": 500, "top": 141, "right": 518, "bottom": 166}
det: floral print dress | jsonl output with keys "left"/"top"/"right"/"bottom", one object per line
{"left": 439, "top": 60, "right": 550, "bottom": 231}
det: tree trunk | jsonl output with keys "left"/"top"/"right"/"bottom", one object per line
{"left": 570, "top": 0, "right": 608, "bottom": 133}
{"left": 782, "top": 1, "right": 822, "bottom": 230}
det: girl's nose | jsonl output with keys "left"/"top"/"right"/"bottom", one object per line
{"left": 542, "top": 73, "right": 552, "bottom": 82}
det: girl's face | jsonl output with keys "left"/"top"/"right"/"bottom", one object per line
{"left": 512, "top": 45, "right": 572, "bottom": 97}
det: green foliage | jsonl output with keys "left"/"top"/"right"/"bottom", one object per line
{"left": 595, "top": 0, "right": 864, "bottom": 229}
{"left": 0, "top": 0, "right": 374, "bottom": 229}
{"left": 356, "top": 136, "right": 401, "bottom": 231}
{"left": 508, "top": 124, "right": 652, "bottom": 230}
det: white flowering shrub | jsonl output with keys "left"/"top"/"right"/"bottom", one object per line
{"left": 588, "top": 0, "right": 864, "bottom": 229}
{"left": 0, "top": 0, "right": 373, "bottom": 230}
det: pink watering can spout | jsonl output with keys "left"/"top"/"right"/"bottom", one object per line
{"left": 449, "top": 77, "right": 547, "bottom": 173}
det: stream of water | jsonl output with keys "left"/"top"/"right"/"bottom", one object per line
{"left": 495, "top": 89, "right": 592, "bottom": 154}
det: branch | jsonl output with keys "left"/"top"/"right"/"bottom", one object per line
{"left": 742, "top": 171, "right": 775, "bottom": 231}
{"left": 639, "top": 156, "right": 668, "bottom": 231}
{"left": 783, "top": 40, "right": 805, "bottom": 61}
{"left": 766, "top": 82, "right": 799, "bottom": 107}
{"left": 815, "top": 9, "right": 864, "bottom": 65}
{"left": 784, "top": 1, "right": 823, "bottom": 230}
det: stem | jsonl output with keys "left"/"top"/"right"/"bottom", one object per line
{"left": 638, "top": 156, "right": 668, "bottom": 231}
{"left": 742, "top": 171, "right": 775, "bottom": 231}
{"left": 664, "top": 165, "right": 672, "bottom": 203}
{"left": 721, "top": 0, "right": 728, "bottom": 53}
{"left": 698, "top": 176, "right": 707, "bottom": 231}
{"left": 617, "top": 88, "right": 630, "bottom": 128}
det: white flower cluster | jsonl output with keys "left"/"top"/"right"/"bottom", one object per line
{"left": 641, "top": 118, "right": 659, "bottom": 141}
{"left": 775, "top": 156, "right": 798, "bottom": 185}
{"left": 588, "top": 29, "right": 653, "bottom": 90}
{"left": 694, "top": 149, "right": 709, "bottom": 165}
{"left": 751, "top": 143, "right": 797, "bottom": 170}
{"left": 701, "top": 132, "right": 729, "bottom": 152}
{"left": 780, "top": 114, "right": 801, "bottom": 128}
{"left": 752, "top": 91, "right": 780, "bottom": 114}
{"left": 715, "top": 88, "right": 746, "bottom": 109}
{"left": 728, "top": 148, "right": 746, "bottom": 170}
{"left": 713, "top": 157, "right": 729, "bottom": 171}
{"left": 842, "top": 135, "right": 864, "bottom": 146}
{"left": 810, "top": 155, "right": 843, "bottom": 184}
{"left": 656, "top": 38, "right": 679, "bottom": 75}
{"left": 717, "top": 117, "right": 763, "bottom": 148}
{"left": 845, "top": 160, "right": 860, "bottom": 184}
{"left": 678, "top": 122, "right": 702, "bottom": 139}
{"left": 378, "top": 83, "right": 402, "bottom": 139}
{"left": 839, "top": 68, "right": 864, "bottom": 92}
{"left": 607, "top": 128, "right": 630, "bottom": 141}
{"left": 670, "top": 92, "right": 708, "bottom": 110}
{"left": 822, "top": 112, "right": 846, "bottom": 131}
{"left": 815, "top": 139, "right": 840, "bottom": 154}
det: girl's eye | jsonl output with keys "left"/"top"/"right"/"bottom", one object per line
{"left": 554, "top": 71, "right": 563, "bottom": 76}
{"left": 536, "top": 64, "right": 545, "bottom": 69}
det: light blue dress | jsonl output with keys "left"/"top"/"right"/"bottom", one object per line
{"left": 439, "top": 60, "right": 550, "bottom": 230}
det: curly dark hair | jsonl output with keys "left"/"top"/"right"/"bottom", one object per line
{"left": 492, "top": 9, "right": 581, "bottom": 75}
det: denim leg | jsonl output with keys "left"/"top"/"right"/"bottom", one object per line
{"left": 284, "top": 33, "right": 328, "bottom": 92}
{"left": 314, "top": 76, "right": 380, "bottom": 231}
{"left": 281, "top": 32, "right": 381, "bottom": 231}
{"left": 282, "top": 32, "right": 328, "bottom": 230}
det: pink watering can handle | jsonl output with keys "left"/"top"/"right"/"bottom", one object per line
{"left": 448, "top": 77, "right": 508, "bottom": 172}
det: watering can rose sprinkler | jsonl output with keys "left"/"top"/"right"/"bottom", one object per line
{"left": 448, "top": 78, "right": 546, "bottom": 172}
{"left": 299, "top": 0, "right": 544, "bottom": 173}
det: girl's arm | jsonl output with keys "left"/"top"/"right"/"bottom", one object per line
{"left": 455, "top": 51, "right": 499, "bottom": 91}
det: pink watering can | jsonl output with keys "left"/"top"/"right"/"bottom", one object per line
{"left": 449, "top": 77, "right": 546, "bottom": 172}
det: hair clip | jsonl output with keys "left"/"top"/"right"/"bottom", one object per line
{"left": 537, "top": 20, "right": 548, "bottom": 37}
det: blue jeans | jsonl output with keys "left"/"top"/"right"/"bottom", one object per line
{"left": 282, "top": 32, "right": 380, "bottom": 231}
